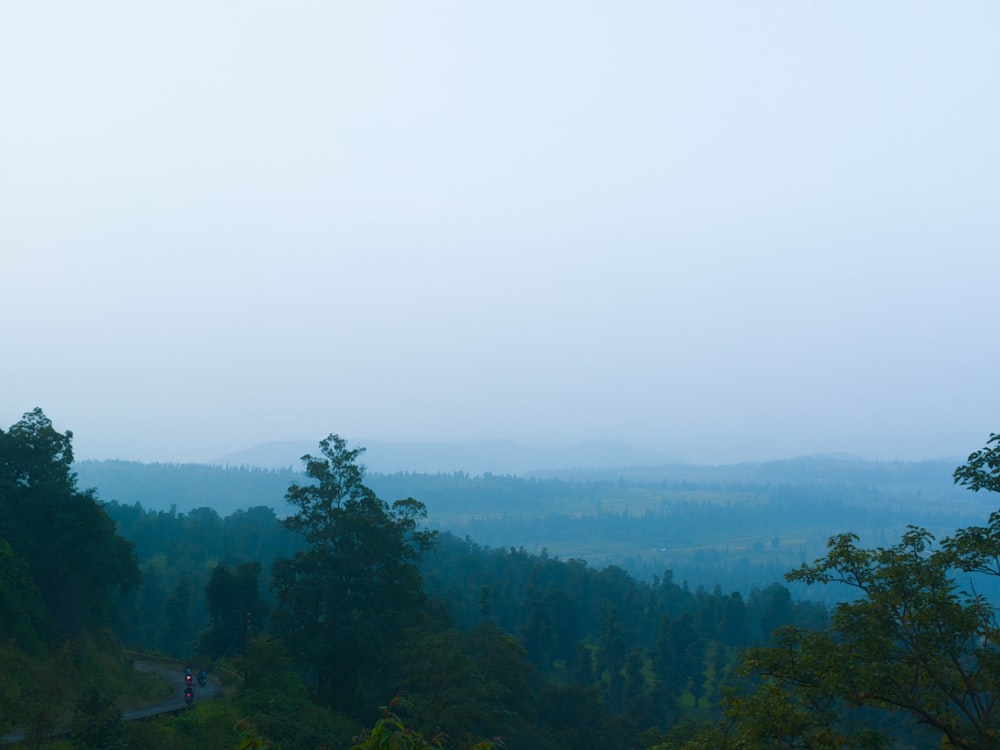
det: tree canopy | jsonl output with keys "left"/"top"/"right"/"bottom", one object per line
{"left": 681, "top": 433, "right": 1000, "bottom": 750}
{"left": 0, "top": 408, "right": 140, "bottom": 640}
{"left": 954, "top": 432, "right": 1000, "bottom": 494}
{"left": 270, "top": 434, "right": 437, "bottom": 715}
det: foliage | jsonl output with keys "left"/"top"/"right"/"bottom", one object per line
{"left": 160, "top": 577, "right": 195, "bottom": 658}
{"left": 14, "top": 640, "right": 78, "bottom": 750}
{"left": 104, "top": 501, "right": 298, "bottom": 654}
{"left": 70, "top": 682, "right": 126, "bottom": 750}
{"left": 954, "top": 432, "right": 1000, "bottom": 493}
{"left": 396, "top": 619, "right": 541, "bottom": 745}
{"left": 351, "top": 694, "right": 503, "bottom": 750}
{"left": 0, "top": 539, "right": 46, "bottom": 652}
{"left": 673, "top": 679, "right": 889, "bottom": 749}
{"left": 681, "top": 433, "right": 1000, "bottom": 750}
{"left": 0, "top": 409, "right": 140, "bottom": 639}
{"left": 0, "top": 654, "right": 16, "bottom": 737}
{"left": 200, "top": 561, "right": 269, "bottom": 658}
{"left": 534, "top": 684, "right": 612, "bottom": 750}
{"left": 235, "top": 718, "right": 281, "bottom": 750}
{"left": 270, "top": 435, "right": 436, "bottom": 715}
{"left": 166, "top": 695, "right": 244, "bottom": 749}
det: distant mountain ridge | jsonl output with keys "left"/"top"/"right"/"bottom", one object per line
{"left": 214, "top": 438, "right": 678, "bottom": 476}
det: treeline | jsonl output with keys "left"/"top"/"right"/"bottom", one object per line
{"left": 75, "top": 459, "right": 300, "bottom": 516}
{"left": 106, "top": 500, "right": 832, "bottom": 651}
{"left": 544, "top": 454, "right": 966, "bottom": 488}
{"left": 76, "top": 455, "right": 988, "bottom": 599}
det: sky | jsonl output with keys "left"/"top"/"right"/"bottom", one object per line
{"left": 1, "top": 1, "right": 997, "bottom": 466}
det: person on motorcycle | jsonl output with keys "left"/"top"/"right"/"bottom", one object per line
{"left": 197, "top": 669, "right": 207, "bottom": 687}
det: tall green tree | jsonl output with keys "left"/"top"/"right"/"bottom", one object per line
{"left": 200, "top": 561, "right": 268, "bottom": 657}
{"left": 682, "top": 433, "right": 1000, "bottom": 750}
{"left": 0, "top": 540, "right": 45, "bottom": 650}
{"left": 70, "top": 682, "right": 126, "bottom": 750}
{"left": 270, "top": 434, "right": 436, "bottom": 715}
{"left": 0, "top": 409, "right": 140, "bottom": 638}
{"left": 160, "top": 578, "right": 194, "bottom": 659}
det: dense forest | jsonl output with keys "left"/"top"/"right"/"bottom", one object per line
{"left": 76, "top": 452, "right": 984, "bottom": 599}
{"left": 3, "top": 409, "right": 1000, "bottom": 749}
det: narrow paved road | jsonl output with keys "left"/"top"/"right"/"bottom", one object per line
{"left": 1, "top": 661, "right": 220, "bottom": 744}
{"left": 125, "top": 661, "right": 220, "bottom": 718}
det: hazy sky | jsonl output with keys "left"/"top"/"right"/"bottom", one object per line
{"left": 2, "top": 2, "right": 997, "bottom": 465}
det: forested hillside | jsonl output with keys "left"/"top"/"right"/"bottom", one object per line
{"left": 0, "top": 410, "right": 146, "bottom": 744}
{"left": 99, "top": 449, "right": 829, "bottom": 748}
{"left": 77, "top": 453, "right": 985, "bottom": 598}
{"left": 6, "top": 409, "right": 1000, "bottom": 749}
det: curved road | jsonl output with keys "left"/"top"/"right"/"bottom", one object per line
{"left": 1, "top": 661, "right": 221, "bottom": 745}
{"left": 126, "top": 661, "right": 221, "bottom": 718}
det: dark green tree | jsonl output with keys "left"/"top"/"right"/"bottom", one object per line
{"left": 70, "top": 682, "right": 125, "bottom": 750}
{"left": 16, "top": 642, "right": 77, "bottom": 750}
{"left": 350, "top": 694, "right": 502, "bottom": 750}
{"left": 536, "top": 683, "right": 612, "bottom": 750}
{"left": 650, "top": 615, "right": 681, "bottom": 725}
{"left": 401, "top": 619, "right": 542, "bottom": 744}
{"left": 0, "top": 409, "right": 140, "bottom": 638}
{"left": 160, "top": 578, "right": 194, "bottom": 658}
{"left": 624, "top": 645, "right": 655, "bottom": 725}
{"left": 655, "top": 613, "right": 704, "bottom": 704}
{"left": 717, "top": 592, "right": 748, "bottom": 648}
{"left": 0, "top": 540, "right": 45, "bottom": 651}
{"left": 397, "top": 626, "right": 507, "bottom": 743}
{"left": 199, "top": 561, "right": 268, "bottom": 657}
{"left": 754, "top": 583, "right": 795, "bottom": 642}
{"left": 270, "top": 434, "right": 436, "bottom": 715}
{"left": 681, "top": 433, "right": 1000, "bottom": 750}
{"left": 234, "top": 635, "right": 352, "bottom": 750}
{"left": 596, "top": 605, "right": 628, "bottom": 714}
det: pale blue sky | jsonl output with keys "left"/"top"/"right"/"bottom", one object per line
{"left": 2, "top": 1, "right": 997, "bottom": 464}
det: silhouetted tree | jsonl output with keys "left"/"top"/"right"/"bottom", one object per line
{"left": 682, "top": 433, "right": 1000, "bottom": 749}
{"left": 270, "top": 435, "right": 436, "bottom": 715}
{"left": 200, "top": 561, "right": 268, "bottom": 657}
{"left": 0, "top": 409, "right": 139, "bottom": 639}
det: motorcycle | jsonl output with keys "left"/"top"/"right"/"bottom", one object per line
{"left": 197, "top": 670, "right": 207, "bottom": 687}
{"left": 184, "top": 686, "right": 194, "bottom": 706}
